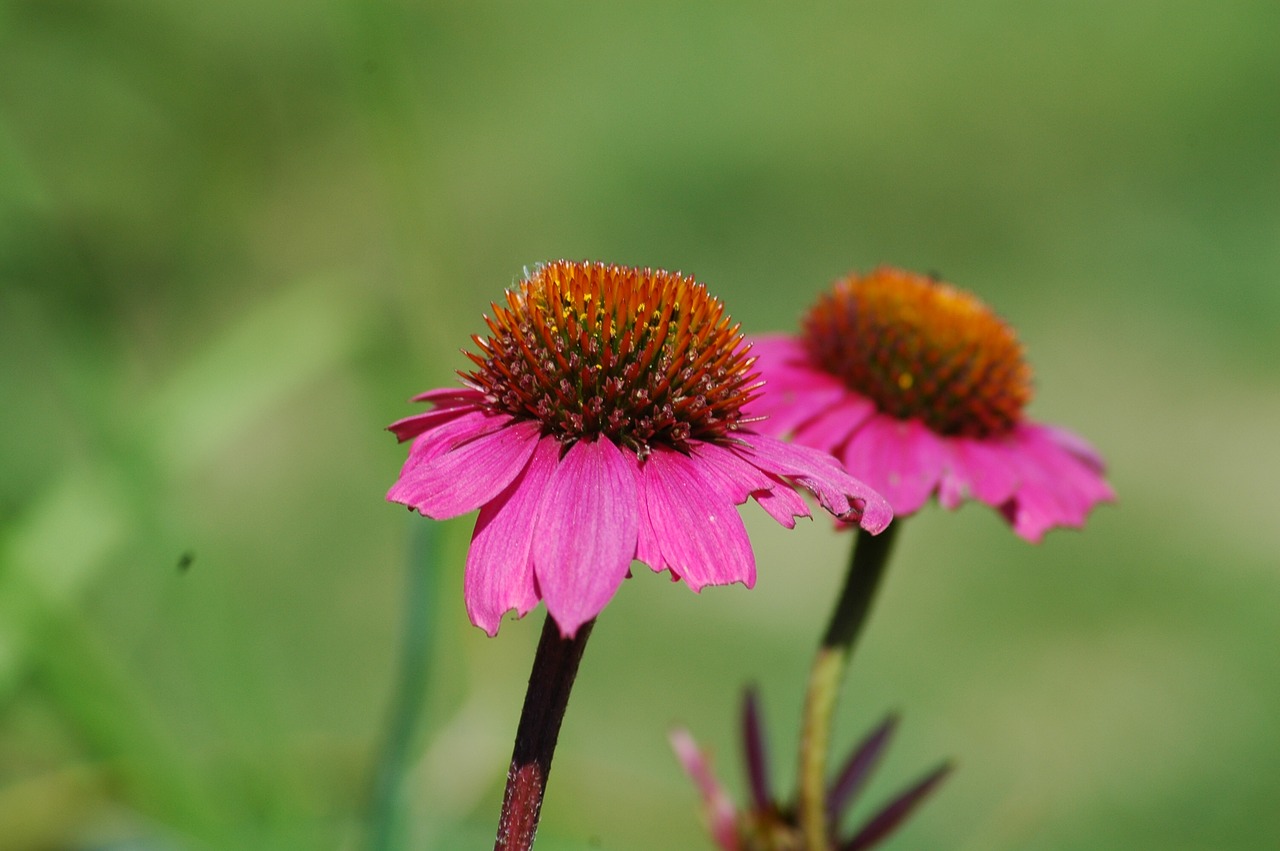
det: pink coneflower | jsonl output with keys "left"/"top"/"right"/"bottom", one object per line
{"left": 388, "top": 260, "right": 892, "bottom": 639}
{"left": 748, "top": 266, "right": 1113, "bottom": 542}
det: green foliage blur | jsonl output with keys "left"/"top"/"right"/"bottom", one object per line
{"left": 2, "top": 1, "right": 1278, "bottom": 849}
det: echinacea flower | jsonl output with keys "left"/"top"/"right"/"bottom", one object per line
{"left": 388, "top": 261, "right": 893, "bottom": 638}
{"left": 672, "top": 689, "right": 951, "bottom": 851}
{"left": 748, "top": 266, "right": 1113, "bottom": 542}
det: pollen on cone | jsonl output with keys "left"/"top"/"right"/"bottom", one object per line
{"left": 802, "top": 266, "right": 1032, "bottom": 438}
{"left": 465, "top": 260, "right": 761, "bottom": 455}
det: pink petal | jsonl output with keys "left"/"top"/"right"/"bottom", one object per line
{"left": 750, "top": 382, "right": 849, "bottom": 438}
{"left": 406, "top": 408, "right": 510, "bottom": 467}
{"left": 736, "top": 434, "right": 894, "bottom": 534}
{"left": 746, "top": 336, "right": 850, "bottom": 436}
{"left": 464, "top": 437, "right": 559, "bottom": 636}
{"left": 841, "top": 415, "right": 946, "bottom": 516}
{"left": 387, "top": 418, "right": 541, "bottom": 518}
{"left": 693, "top": 440, "right": 810, "bottom": 528}
{"left": 632, "top": 454, "right": 669, "bottom": 574}
{"left": 669, "top": 729, "right": 742, "bottom": 851}
{"left": 387, "top": 404, "right": 477, "bottom": 442}
{"left": 749, "top": 472, "right": 816, "bottom": 528}
{"left": 937, "top": 434, "right": 1021, "bottom": 511}
{"left": 635, "top": 514, "right": 668, "bottom": 576}
{"left": 388, "top": 410, "right": 504, "bottom": 496}
{"left": 746, "top": 333, "right": 808, "bottom": 365}
{"left": 410, "top": 387, "right": 486, "bottom": 406}
{"left": 640, "top": 447, "right": 755, "bottom": 591}
{"left": 792, "top": 394, "right": 878, "bottom": 454}
{"left": 532, "top": 438, "right": 640, "bottom": 638}
{"left": 1038, "top": 422, "right": 1108, "bottom": 474}
{"left": 688, "top": 441, "right": 769, "bottom": 503}
{"left": 1002, "top": 425, "right": 1115, "bottom": 542}
{"left": 1027, "top": 427, "right": 1115, "bottom": 511}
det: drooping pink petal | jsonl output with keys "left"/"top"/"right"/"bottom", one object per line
{"left": 841, "top": 415, "right": 946, "bottom": 516}
{"left": 669, "top": 729, "right": 741, "bottom": 851}
{"left": 937, "top": 434, "right": 1021, "bottom": 511}
{"left": 693, "top": 440, "right": 810, "bottom": 528}
{"left": 532, "top": 438, "right": 640, "bottom": 638}
{"left": 387, "top": 418, "right": 541, "bottom": 519}
{"left": 409, "top": 387, "right": 487, "bottom": 406}
{"left": 1027, "top": 427, "right": 1114, "bottom": 505}
{"left": 404, "top": 408, "right": 511, "bottom": 467}
{"left": 749, "top": 472, "right": 817, "bottom": 528}
{"left": 635, "top": 518, "right": 669, "bottom": 576}
{"left": 689, "top": 441, "right": 769, "bottom": 503}
{"left": 1002, "top": 425, "right": 1115, "bottom": 542}
{"left": 464, "top": 437, "right": 560, "bottom": 636}
{"left": 622, "top": 450, "right": 669, "bottom": 575}
{"left": 387, "top": 409, "right": 507, "bottom": 501}
{"left": 640, "top": 447, "right": 755, "bottom": 591}
{"left": 752, "top": 384, "right": 849, "bottom": 437}
{"left": 387, "top": 403, "right": 478, "bottom": 442}
{"left": 792, "top": 394, "right": 877, "bottom": 454}
{"left": 1038, "top": 422, "right": 1108, "bottom": 474}
{"left": 746, "top": 333, "right": 808, "bottom": 366}
{"left": 746, "top": 336, "right": 850, "bottom": 436}
{"left": 737, "top": 434, "right": 894, "bottom": 534}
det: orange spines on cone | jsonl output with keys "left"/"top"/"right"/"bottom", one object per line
{"left": 465, "top": 260, "right": 761, "bottom": 453}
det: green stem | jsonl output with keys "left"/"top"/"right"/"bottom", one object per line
{"left": 367, "top": 523, "right": 438, "bottom": 851}
{"left": 494, "top": 615, "right": 595, "bottom": 851}
{"left": 797, "top": 523, "right": 900, "bottom": 851}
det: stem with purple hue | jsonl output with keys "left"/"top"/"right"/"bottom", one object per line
{"left": 494, "top": 614, "right": 595, "bottom": 851}
{"left": 797, "top": 523, "right": 899, "bottom": 851}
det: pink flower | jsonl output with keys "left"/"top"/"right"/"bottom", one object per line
{"left": 388, "top": 261, "right": 892, "bottom": 638}
{"left": 748, "top": 267, "right": 1113, "bottom": 542}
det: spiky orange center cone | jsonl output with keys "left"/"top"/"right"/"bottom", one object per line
{"left": 466, "top": 260, "right": 760, "bottom": 455}
{"left": 801, "top": 267, "right": 1032, "bottom": 438}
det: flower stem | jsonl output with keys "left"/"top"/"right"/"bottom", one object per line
{"left": 797, "top": 523, "right": 899, "bottom": 851}
{"left": 494, "top": 614, "right": 595, "bottom": 851}
{"left": 367, "top": 523, "right": 437, "bottom": 851}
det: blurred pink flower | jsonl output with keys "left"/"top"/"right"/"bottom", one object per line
{"left": 388, "top": 261, "right": 892, "bottom": 638}
{"left": 749, "top": 267, "right": 1113, "bottom": 542}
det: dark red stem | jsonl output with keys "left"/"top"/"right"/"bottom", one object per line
{"left": 494, "top": 614, "right": 595, "bottom": 851}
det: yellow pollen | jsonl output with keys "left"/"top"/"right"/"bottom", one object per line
{"left": 463, "top": 260, "right": 759, "bottom": 450}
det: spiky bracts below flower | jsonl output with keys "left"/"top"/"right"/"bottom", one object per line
{"left": 388, "top": 261, "right": 893, "bottom": 637}
{"left": 672, "top": 689, "right": 951, "bottom": 851}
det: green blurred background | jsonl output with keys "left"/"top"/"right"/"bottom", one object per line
{"left": 2, "top": 1, "right": 1278, "bottom": 849}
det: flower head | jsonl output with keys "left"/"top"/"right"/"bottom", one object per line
{"left": 388, "top": 261, "right": 892, "bottom": 637}
{"left": 748, "top": 266, "right": 1113, "bottom": 542}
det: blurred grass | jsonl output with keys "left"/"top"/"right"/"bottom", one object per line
{"left": 2, "top": 1, "right": 1278, "bottom": 849}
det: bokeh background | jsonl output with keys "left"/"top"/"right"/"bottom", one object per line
{"left": 2, "top": 2, "right": 1278, "bottom": 849}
